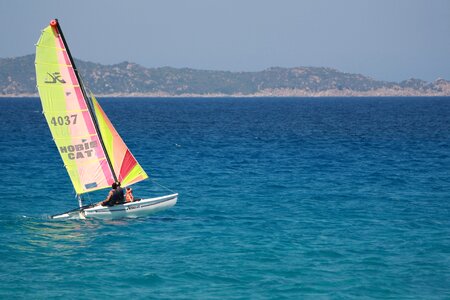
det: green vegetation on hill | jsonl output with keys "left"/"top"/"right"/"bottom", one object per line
{"left": 1, "top": 54, "right": 449, "bottom": 96}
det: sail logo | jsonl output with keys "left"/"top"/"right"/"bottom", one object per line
{"left": 45, "top": 72, "right": 66, "bottom": 84}
{"left": 59, "top": 140, "right": 98, "bottom": 160}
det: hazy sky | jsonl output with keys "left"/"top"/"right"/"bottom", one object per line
{"left": 1, "top": 0, "right": 449, "bottom": 82}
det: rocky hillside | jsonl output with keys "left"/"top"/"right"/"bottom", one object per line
{"left": 1, "top": 54, "right": 449, "bottom": 97}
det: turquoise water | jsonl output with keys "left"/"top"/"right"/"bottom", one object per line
{"left": 0, "top": 97, "right": 449, "bottom": 299}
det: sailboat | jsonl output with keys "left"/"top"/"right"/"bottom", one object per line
{"left": 35, "top": 19, "right": 177, "bottom": 219}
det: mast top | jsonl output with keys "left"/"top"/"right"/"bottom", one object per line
{"left": 50, "top": 19, "right": 58, "bottom": 27}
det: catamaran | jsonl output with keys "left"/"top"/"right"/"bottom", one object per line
{"left": 35, "top": 19, "right": 177, "bottom": 219}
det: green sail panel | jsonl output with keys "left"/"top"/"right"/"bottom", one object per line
{"left": 35, "top": 22, "right": 115, "bottom": 194}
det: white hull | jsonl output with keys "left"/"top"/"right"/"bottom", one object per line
{"left": 52, "top": 193, "right": 178, "bottom": 220}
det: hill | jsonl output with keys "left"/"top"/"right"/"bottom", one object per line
{"left": 1, "top": 54, "right": 449, "bottom": 97}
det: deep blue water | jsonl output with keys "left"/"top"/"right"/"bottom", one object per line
{"left": 0, "top": 97, "right": 449, "bottom": 299}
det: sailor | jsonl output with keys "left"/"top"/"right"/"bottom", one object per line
{"left": 101, "top": 182, "right": 125, "bottom": 206}
{"left": 115, "top": 182, "right": 125, "bottom": 204}
{"left": 125, "top": 187, "right": 134, "bottom": 203}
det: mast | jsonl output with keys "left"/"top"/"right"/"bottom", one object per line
{"left": 50, "top": 19, "right": 118, "bottom": 186}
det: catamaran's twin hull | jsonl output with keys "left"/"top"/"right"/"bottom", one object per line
{"left": 52, "top": 193, "right": 178, "bottom": 220}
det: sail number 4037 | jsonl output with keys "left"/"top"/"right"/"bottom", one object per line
{"left": 50, "top": 114, "right": 78, "bottom": 126}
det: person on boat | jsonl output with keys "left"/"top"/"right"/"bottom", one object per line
{"left": 125, "top": 187, "right": 134, "bottom": 203}
{"left": 101, "top": 182, "right": 125, "bottom": 206}
{"left": 115, "top": 182, "right": 125, "bottom": 204}
{"left": 100, "top": 183, "right": 116, "bottom": 206}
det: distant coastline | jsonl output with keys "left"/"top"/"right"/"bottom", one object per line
{"left": 2, "top": 55, "right": 450, "bottom": 97}
{"left": 2, "top": 88, "right": 450, "bottom": 98}
{"left": 3, "top": 91, "right": 450, "bottom": 98}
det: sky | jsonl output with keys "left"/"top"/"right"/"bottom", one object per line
{"left": 0, "top": 0, "right": 449, "bottom": 82}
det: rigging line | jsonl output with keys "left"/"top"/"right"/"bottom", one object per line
{"left": 84, "top": 191, "right": 93, "bottom": 205}
{"left": 150, "top": 178, "right": 177, "bottom": 194}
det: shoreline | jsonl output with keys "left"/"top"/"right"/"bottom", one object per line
{"left": 2, "top": 91, "right": 450, "bottom": 98}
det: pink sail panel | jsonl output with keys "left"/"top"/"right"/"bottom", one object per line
{"left": 53, "top": 26, "right": 116, "bottom": 190}
{"left": 36, "top": 23, "right": 116, "bottom": 194}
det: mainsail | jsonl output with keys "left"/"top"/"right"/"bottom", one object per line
{"left": 35, "top": 19, "right": 148, "bottom": 194}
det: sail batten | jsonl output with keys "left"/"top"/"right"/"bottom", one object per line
{"left": 36, "top": 19, "right": 147, "bottom": 195}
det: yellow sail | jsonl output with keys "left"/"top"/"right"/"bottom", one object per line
{"left": 35, "top": 20, "right": 116, "bottom": 194}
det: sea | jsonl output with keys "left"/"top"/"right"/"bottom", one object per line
{"left": 0, "top": 97, "right": 449, "bottom": 299}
